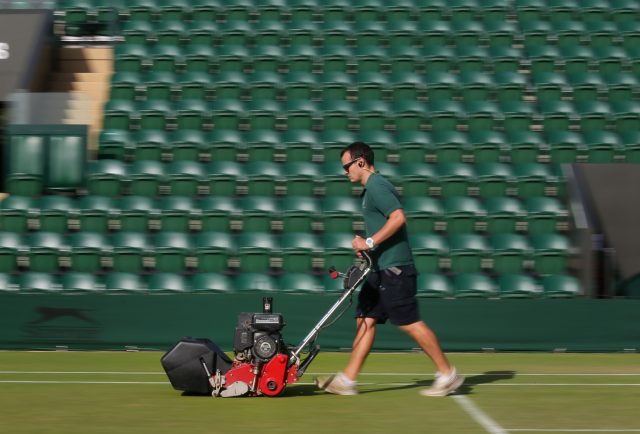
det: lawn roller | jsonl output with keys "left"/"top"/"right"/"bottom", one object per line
{"left": 161, "top": 251, "right": 372, "bottom": 397}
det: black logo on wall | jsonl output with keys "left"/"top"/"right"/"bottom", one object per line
{"left": 25, "top": 307, "right": 101, "bottom": 341}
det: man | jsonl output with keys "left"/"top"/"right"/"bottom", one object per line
{"left": 316, "top": 141, "right": 464, "bottom": 397}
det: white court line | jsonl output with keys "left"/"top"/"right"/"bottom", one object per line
{"left": 508, "top": 430, "right": 640, "bottom": 432}
{"left": 453, "top": 395, "right": 508, "bottom": 434}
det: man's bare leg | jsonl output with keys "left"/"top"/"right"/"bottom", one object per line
{"left": 399, "top": 320, "right": 452, "bottom": 374}
{"left": 343, "top": 317, "right": 377, "bottom": 381}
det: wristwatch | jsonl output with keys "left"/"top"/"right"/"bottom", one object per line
{"left": 365, "top": 237, "right": 375, "bottom": 249}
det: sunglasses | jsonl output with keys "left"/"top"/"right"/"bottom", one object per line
{"left": 342, "top": 158, "right": 360, "bottom": 172}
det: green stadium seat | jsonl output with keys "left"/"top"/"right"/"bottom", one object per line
{"left": 436, "top": 162, "right": 476, "bottom": 198}
{"left": 621, "top": 131, "right": 640, "bottom": 163}
{"left": 484, "top": 197, "right": 526, "bottom": 234}
{"left": 411, "top": 233, "right": 448, "bottom": 273}
{"left": 237, "top": 232, "right": 280, "bottom": 273}
{"left": 463, "top": 100, "right": 500, "bottom": 132}
{"left": 116, "top": 196, "right": 156, "bottom": 232}
{"left": 237, "top": 196, "right": 279, "bottom": 233}
{"left": 452, "top": 273, "right": 497, "bottom": 298}
{"left": 582, "top": 130, "right": 622, "bottom": 163}
{"left": 404, "top": 197, "right": 444, "bottom": 233}
{"left": 130, "top": 130, "right": 167, "bottom": 162}
{"left": 538, "top": 100, "right": 575, "bottom": 133}
{"left": 104, "top": 272, "right": 145, "bottom": 292}
{"left": 489, "top": 233, "right": 532, "bottom": 274}
{"left": 475, "top": 162, "right": 514, "bottom": 199}
{"left": 197, "top": 196, "right": 236, "bottom": 233}
{"left": 18, "top": 272, "right": 60, "bottom": 292}
{"left": 425, "top": 100, "right": 461, "bottom": 133}
{"left": 69, "top": 232, "right": 110, "bottom": 273}
{"left": 281, "top": 130, "right": 321, "bottom": 163}
{"left": 178, "top": 71, "right": 214, "bottom": 101}
{"left": 156, "top": 196, "right": 197, "bottom": 233}
{"left": 147, "top": 272, "right": 190, "bottom": 292}
{"left": 497, "top": 274, "right": 542, "bottom": 298}
{"left": 204, "top": 161, "right": 241, "bottom": 197}
{"left": 110, "top": 72, "right": 142, "bottom": 102}
{"left": 0, "top": 196, "right": 35, "bottom": 232}
{"left": 174, "top": 100, "right": 212, "bottom": 132}
{"left": 154, "top": 20, "right": 188, "bottom": 46}
{"left": 61, "top": 272, "right": 103, "bottom": 292}
{"left": 74, "top": 195, "right": 115, "bottom": 233}
{"left": 321, "top": 232, "right": 357, "bottom": 273}
{"left": 320, "top": 197, "right": 362, "bottom": 233}
{"left": 127, "top": 160, "right": 165, "bottom": 197}
{"left": 395, "top": 131, "right": 430, "bottom": 164}
{"left": 190, "top": 272, "right": 234, "bottom": 292}
{"left": 506, "top": 131, "right": 545, "bottom": 164}
{"left": 244, "top": 100, "right": 281, "bottom": 133}
{"left": 241, "top": 161, "right": 283, "bottom": 197}
{"left": 540, "top": 274, "right": 582, "bottom": 298}
{"left": 34, "top": 196, "right": 73, "bottom": 233}
{"left": 283, "top": 99, "right": 318, "bottom": 131}
{"left": 545, "top": 131, "right": 585, "bottom": 164}
{"left": 442, "top": 196, "right": 486, "bottom": 234}
{"left": 277, "top": 273, "right": 322, "bottom": 293}
{"left": 245, "top": 72, "right": 282, "bottom": 101}
{"left": 468, "top": 131, "right": 507, "bottom": 164}
{"left": 152, "top": 232, "right": 194, "bottom": 273}
{"left": 0, "top": 232, "right": 22, "bottom": 273}
{"left": 237, "top": 130, "right": 281, "bottom": 163}
{"left": 447, "top": 233, "right": 490, "bottom": 273}
{"left": 280, "top": 196, "right": 320, "bottom": 233}
{"left": 110, "top": 232, "right": 151, "bottom": 273}
{"left": 280, "top": 232, "right": 320, "bottom": 273}
{"left": 27, "top": 232, "right": 67, "bottom": 273}
{"left": 530, "top": 233, "right": 571, "bottom": 275}
{"left": 194, "top": 231, "right": 236, "bottom": 273}
{"left": 168, "top": 130, "right": 208, "bottom": 162}
{"left": 417, "top": 273, "right": 453, "bottom": 298}
{"left": 165, "top": 161, "right": 206, "bottom": 197}
{"left": 113, "top": 43, "right": 148, "bottom": 74}
{"left": 98, "top": 129, "right": 131, "bottom": 161}
{"left": 512, "top": 163, "right": 556, "bottom": 199}
{"left": 86, "top": 159, "right": 127, "bottom": 197}
{"left": 524, "top": 197, "right": 568, "bottom": 235}
{"left": 428, "top": 131, "right": 469, "bottom": 164}
{"left": 235, "top": 272, "right": 277, "bottom": 292}
{"left": 281, "top": 162, "right": 321, "bottom": 196}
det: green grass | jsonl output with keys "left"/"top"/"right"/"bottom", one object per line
{"left": 0, "top": 351, "right": 639, "bottom": 434}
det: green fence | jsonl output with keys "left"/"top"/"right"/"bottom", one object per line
{"left": 0, "top": 292, "right": 638, "bottom": 352}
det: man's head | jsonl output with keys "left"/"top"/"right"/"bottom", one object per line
{"left": 340, "top": 141, "right": 375, "bottom": 184}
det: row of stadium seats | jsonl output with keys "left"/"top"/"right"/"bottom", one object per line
{"left": 54, "top": 0, "right": 639, "bottom": 25}
{"left": 112, "top": 43, "right": 640, "bottom": 75}
{"left": 0, "top": 230, "right": 572, "bottom": 275}
{"left": 0, "top": 195, "right": 569, "bottom": 236}
{"left": 108, "top": 69, "right": 639, "bottom": 102}
{"left": 0, "top": 270, "right": 582, "bottom": 298}
{"left": 74, "top": 160, "right": 564, "bottom": 199}
{"left": 101, "top": 98, "right": 640, "bottom": 134}
{"left": 96, "top": 129, "right": 640, "bottom": 166}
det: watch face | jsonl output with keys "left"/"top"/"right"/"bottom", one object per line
{"left": 366, "top": 238, "right": 374, "bottom": 248}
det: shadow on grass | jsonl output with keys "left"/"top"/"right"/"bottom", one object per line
{"left": 358, "top": 370, "right": 517, "bottom": 396}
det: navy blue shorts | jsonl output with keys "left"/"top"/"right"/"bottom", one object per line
{"left": 355, "top": 264, "right": 420, "bottom": 326}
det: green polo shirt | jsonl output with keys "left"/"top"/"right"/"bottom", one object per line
{"left": 362, "top": 173, "right": 414, "bottom": 270}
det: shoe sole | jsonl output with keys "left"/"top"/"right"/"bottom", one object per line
{"left": 420, "top": 375, "right": 465, "bottom": 397}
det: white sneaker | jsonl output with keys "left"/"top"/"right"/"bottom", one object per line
{"left": 315, "top": 372, "right": 358, "bottom": 395}
{"left": 420, "top": 368, "right": 465, "bottom": 397}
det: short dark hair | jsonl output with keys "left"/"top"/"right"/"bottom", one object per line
{"left": 341, "top": 141, "right": 375, "bottom": 166}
